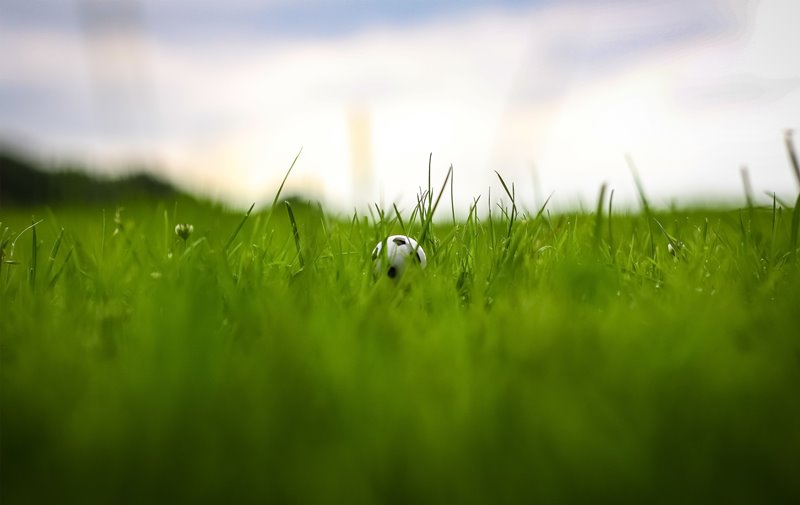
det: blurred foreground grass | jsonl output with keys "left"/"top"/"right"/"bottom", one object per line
{"left": 1, "top": 187, "right": 800, "bottom": 504}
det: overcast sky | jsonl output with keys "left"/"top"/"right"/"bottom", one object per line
{"left": 1, "top": 0, "right": 798, "bottom": 212}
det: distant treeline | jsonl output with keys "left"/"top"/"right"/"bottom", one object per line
{"left": 0, "top": 150, "right": 177, "bottom": 206}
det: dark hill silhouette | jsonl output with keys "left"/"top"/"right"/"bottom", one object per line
{"left": 0, "top": 149, "right": 176, "bottom": 207}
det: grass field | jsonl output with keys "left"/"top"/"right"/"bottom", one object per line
{"left": 2, "top": 167, "right": 800, "bottom": 504}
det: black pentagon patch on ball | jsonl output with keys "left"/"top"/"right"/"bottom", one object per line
{"left": 387, "top": 266, "right": 397, "bottom": 278}
{"left": 392, "top": 237, "right": 407, "bottom": 246}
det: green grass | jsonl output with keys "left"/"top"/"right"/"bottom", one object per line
{"left": 2, "top": 181, "right": 800, "bottom": 504}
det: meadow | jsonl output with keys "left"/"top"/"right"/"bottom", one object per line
{"left": 2, "top": 163, "right": 800, "bottom": 504}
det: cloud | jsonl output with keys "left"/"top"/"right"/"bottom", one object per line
{"left": 1, "top": 0, "right": 797, "bottom": 211}
{"left": 1, "top": 0, "right": 545, "bottom": 40}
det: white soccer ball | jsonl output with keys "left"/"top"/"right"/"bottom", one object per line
{"left": 371, "top": 235, "right": 427, "bottom": 279}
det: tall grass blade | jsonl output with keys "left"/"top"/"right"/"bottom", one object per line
{"left": 419, "top": 164, "right": 453, "bottom": 246}
{"left": 626, "top": 154, "right": 651, "bottom": 214}
{"left": 427, "top": 153, "right": 433, "bottom": 213}
{"left": 534, "top": 192, "right": 554, "bottom": 221}
{"left": 487, "top": 187, "right": 496, "bottom": 250}
{"left": 0, "top": 225, "right": 7, "bottom": 280}
{"left": 47, "top": 248, "right": 73, "bottom": 289}
{"left": 594, "top": 182, "right": 608, "bottom": 248}
{"left": 181, "top": 237, "right": 208, "bottom": 260}
{"left": 764, "top": 191, "right": 792, "bottom": 209}
{"left": 494, "top": 171, "right": 518, "bottom": 250}
{"left": 285, "top": 201, "right": 304, "bottom": 269}
{"left": 4, "top": 219, "right": 44, "bottom": 281}
{"left": 393, "top": 204, "right": 407, "bottom": 235}
{"left": 101, "top": 209, "right": 106, "bottom": 263}
{"left": 450, "top": 164, "right": 456, "bottom": 226}
{"left": 785, "top": 129, "right": 800, "bottom": 188}
{"left": 11, "top": 219, "right": 44, "bottom": 250}
{"left": 28, "top": 219, "right": 38, "bottom": 290}
{"left": 225, "top": 202, "right": 256, "bottom": 252}
{"left": 495, "top": 171, "right": 514, "bottom": 202}
{"left": 7, "top": 219, "right": 43, "bottom": 285}
{"left": 260, "top": 148, "right": 303, "bottom": 236}
{"left": 654, "top": 218, "right": 681, "bottom": 258}
{"left": 608, "top": 188, "right": 615, "bottom": 260}
{"left": 164, "top": 209, "right": 170, "bottom": 256}
{"left": 271, "top": 148, "right": 303, "bottom": 211}
{"left": 409, "top": 190, "right": 426, "bottom": 232}
{"left": 790, "top": 193, "right": 800, "bottom": 257}
{"left": 740, "top": 166, "right": 754, "bottom": 209}
{"left": 626, "top": 154, "right": 656, "bottom": 263}
{"left": 46, "top": 228, "right": 64, "bottom": 277}
{"left": 771, "top": 192, "right": 777, "bottom": 232}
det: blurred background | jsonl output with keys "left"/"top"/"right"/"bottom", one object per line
{"left": 1, "top": 0, "right": 798, "bottom": 213}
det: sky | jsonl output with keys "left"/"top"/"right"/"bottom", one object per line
{"left": 1, "top": 0, "right": 799, "bottom": 213}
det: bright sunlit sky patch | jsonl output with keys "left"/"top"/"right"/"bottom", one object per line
{"left": 1, "top": 0, "right": 799, "bottom": 213}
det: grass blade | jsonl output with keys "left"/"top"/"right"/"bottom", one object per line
{"left": 770, "top": 192, "right": 778, "bottom": 259}
{"left": 450, "top": 164, "right": 456, "bottom": 226}
{"left": 261, "top": 147, "right": 303, "bottom": 235}
{"left": 594, "top": 182, "right": 608, "bottom": 249}
{"left": 534, "top": 192, "right": 554, "bottom": 221}
{"left": 28, "top": 219, "right": 38, "bottom": 290}
{"left": 11, "top": 219, "right": 44, "bottom": 249}
{"left": 393, "top": 204, "right": 407, "bottom": 236}
{"left": 48, "top": 248, "right": 73, "bottom": 289}
{"left": 164, "top": 209, "right": 170, "bottom": 256}
{"left": 626, "top": 154, "right": 651, "bottom": 214}
{"left": 225, "top": 202, "right": 256, "bottom": 252}
{"left": 771, "top": 192, "right": 777, "bottom": 232}
{"left": 790, "top": 193, "right": 800, "bottom": 257}
{"left": 427, "top": 152, "right": 433, "bottom": 213}
{"left": 495, "top": 170, "right": 514, "bottom": 202}
{"left": 419, "top": 164, "right": 453, "bottom": 246}
{"left": 608, "top": 188, "right": 615, "bottom": 261}
{"left": 0, "top": 225, "right": 7, "bottom": 280}
{"left": 494, "top": 171, "right": 518, "bottom": 249}
{"left": 101, "top": 209, "right": 106, "bottom": 263}
{"left": 626, "top": 154, "right": 656, "bottom": 264}
{"left": 6, "top": 219, "right": 43, "bottom": 287}
{"left": 654, "top": 218, "right": 682, "bottom": 259}
{"left": 46, "top": 227, "right": 64, "bottom": 277}
{"left": 740, "top": 166, "right": 755, "bottom": 209}
{"left": 764, "top": 191, "right": 792, "bottom": 209}
{"left": 786, "top": 129, "right": 800, "bottom": 188}
{"left": 285, "top": 201, "right": 304, "bottom": 269}
{"left": 272, "top": 148, "right": 303, "bottom": 210}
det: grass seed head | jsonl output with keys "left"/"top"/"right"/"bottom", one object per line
{"left": 175, "top": 223, "right": 194, "bottom": 242}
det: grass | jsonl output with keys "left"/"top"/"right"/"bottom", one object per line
{"left": 1, "top": 170, "right": 800, "bottom": 504}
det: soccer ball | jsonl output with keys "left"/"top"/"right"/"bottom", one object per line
{"left": 372, "top": 235, "right": 427, "bottom": 279}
